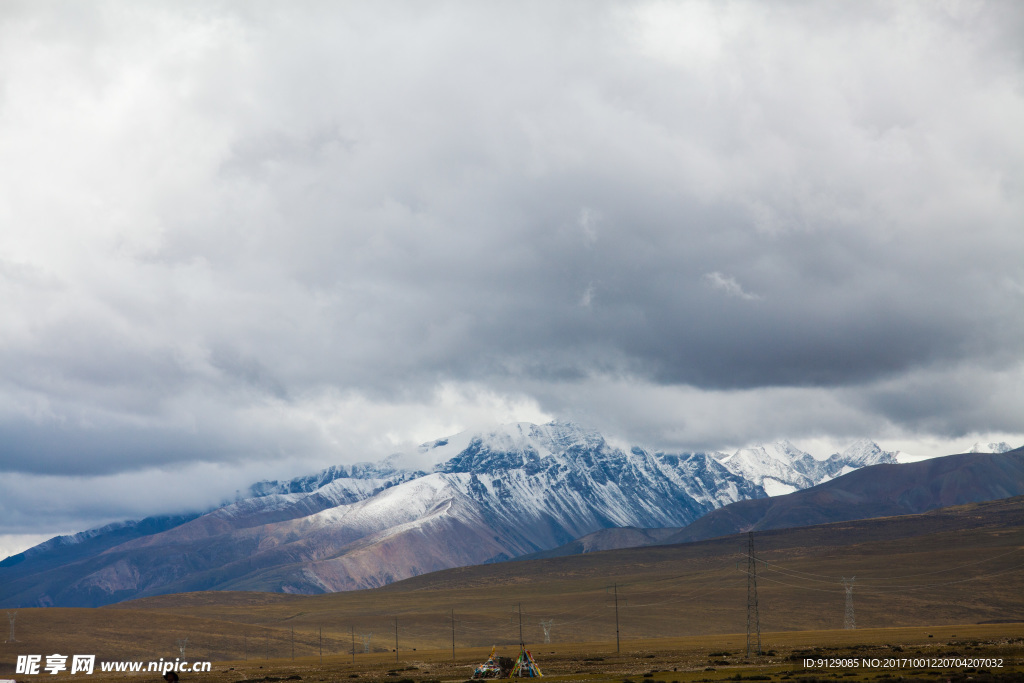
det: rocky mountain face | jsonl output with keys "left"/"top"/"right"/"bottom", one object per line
{"left": 0, "top": 422, "right": 760, "bottom": 607}
{"left": 1, "top": 422, "right": 1014, "bottom": 608}
{"left": 520, "top": 447, "right": 1024, "bottom": 559}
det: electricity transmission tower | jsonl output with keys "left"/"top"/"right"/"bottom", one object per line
{"left": 843, "top": 577, "right": 856, "bottom": 629}
{"left": 360, "top": 633, "right": 373, "bottom": 653}
{"left": 177, "top": 637, "right": 188, "bottom": 658}
{"left": 540, "top": 619, "right": 554, "bottom": 644}
{"left": 746, "top": 532, "right": 762, "bottom": 657}
{"left": 5, "top": 611, "right": 16, "bottom": 643}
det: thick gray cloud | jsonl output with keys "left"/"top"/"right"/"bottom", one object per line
{"left": 1, "top": 1, "right": 1023, "bottom": 546}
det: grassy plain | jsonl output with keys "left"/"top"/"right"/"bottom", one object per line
{"left": 3, "top": 626, "right": 1023, "bottom": 683}
{"left": 2, "top": 497, "right": 1022, "bottom": 682}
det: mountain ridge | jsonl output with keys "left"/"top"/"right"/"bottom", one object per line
{"left": 1, "top": 422, "right": 1018, "bottom": 608}
{"left": 0, "top": 422, "right": 760, "bottom": 606}
{"left": 528, "top": 447, "right": 1024, "bottom": 559}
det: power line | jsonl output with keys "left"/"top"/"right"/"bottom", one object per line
{"left": 754, "top": 546, "right": 1024, "bottom": 583}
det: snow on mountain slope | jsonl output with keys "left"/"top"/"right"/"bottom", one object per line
{"left": 2, "top": 422, "right": 963, "bottom": 607}
{"left": 431, "top": 423, "right": 764, "bottom": 537}
{"left": 714, "top": 438, "right": 902, "bottom": 493}
{"left": 113, "top": 474, "right": 414, "bottom": 549}
{"left": 833, "top": 439, "right": 897, "bottom": 467}
{"left": 815, "top": 439, "right": 899, "bottom": 484}
{"left": 219, "top": 431, "right": 765, "bottom": 592}
{"left": 762, "top": 479, "right": 799, "bottom": 496}
{"left": 715, "top": 441, "right": 820, "bottom": 491}
{"left": 1, "top": 422, "right": 768, "bottom": 605}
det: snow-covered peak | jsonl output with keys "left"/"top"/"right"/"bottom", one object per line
{"left": 809, "top": 439, "right": 900, "bottom": 485}
{"left": 716, "top": 441, "right": 818, "bottom": 491}
{"left": 418, "top": 422, "right": 559, "bottom": 466}
{"left": 735, "top": 441, "right": 813, "bottom": 468}
{"left": 833, "top": 439, "right": 897, "bottom": 467}
{"left": 839, "top": 438, "right": 880, "bottom": 461}
{"left": 424, "top": 421, "right": 611, "bottom": 474}
{"left": 721, "top": 440, "right": 810, "bottom": 466}
{"left": 969, "top": 441, "right": 1014, "bottom": 454}
{"left": 244, "top": 424, "right": 971, "bottom": 511}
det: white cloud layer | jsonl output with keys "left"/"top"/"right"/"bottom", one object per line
{"left": 1, "top": 1, "right": 1023, "bottom": 544}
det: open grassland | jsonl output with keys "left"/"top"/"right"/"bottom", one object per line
{"left": 2, "top": 498, "right": 1022, "bottom": 682}
{"left": 2, "top": 625, "right": 1023, "bottom": 683}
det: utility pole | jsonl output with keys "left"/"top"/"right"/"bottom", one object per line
{"left": 843, "top": 577, "right": 856, "bottom": 630}
{"left": 451, "top": 609, "right": 456, "bottom": 660}
{"left": 351, "top": 626, "right": 355, "bottom": 664}
{"left": 319, "top": 625, "right": 322, "bottom": 665}
{"left": 518, "top": 603, "right": 524, "bottom": 646}
{"left": 244, "top": 634, "right": 248, "bottom": 661}
{"left": 292, "top": 627, "right": 295, "bottom": 660}
{"left": 6, "top": 611, "right": 16, "bottom": 643}
{"left": 395, "top": 617, "right": 399, "bottom": 663}
{"left": 613, "top": 584, "right": 620, "bottom": 654}
{"left": 746, "top": 531, "right": 762, "bottom": 658}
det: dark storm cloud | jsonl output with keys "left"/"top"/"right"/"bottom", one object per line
{"left": 1, "top": 1, "right": 1023, "bottom": 541}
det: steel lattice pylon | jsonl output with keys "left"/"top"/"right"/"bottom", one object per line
{"left": 540, "top": 619, "right": 554, "bottom": 643}
{"left": 746, "top": 532, "right": 761, "bottom": 657}
{"left": 843, "top": 577, "right": 856, "bottom": 629}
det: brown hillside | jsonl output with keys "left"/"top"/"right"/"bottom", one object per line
{"left": 0, "top": 496, "right": 1014, "bottom": 666}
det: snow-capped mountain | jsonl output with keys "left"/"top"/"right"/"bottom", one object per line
{"left": 819, "top": 438, "right": 900, "bottom": 480}
{"left": 710, "top": 438, "right": 898, "bottom": 496}
{"left": 0, "top": 422, "right": 762, "bottom": 607}
{"left": 713, "top": 441, "right": 820, "bottom": 495}
{"left": 0, "top": 422, "right": 983, "bottom": 608}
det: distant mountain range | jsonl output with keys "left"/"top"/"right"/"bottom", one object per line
{"left": 0, "top": 422, "right": 1019, "bottom": 608}
{"left": 527, "top": 447, "right": 1024, "bottom": 559}
{"left": 712, "top": 438, "right": 900, "bottom": 495}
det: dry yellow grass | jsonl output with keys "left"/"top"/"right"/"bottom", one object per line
{"left": 3, "top": 499, "right": 1022, "bottom": 682}
{"left": 4, "top": 624, "right": 1022, "bottom": 683}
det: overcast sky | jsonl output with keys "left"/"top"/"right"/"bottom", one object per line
{"left": 2, "top": 1, "right": 1023, "bottom": 559}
